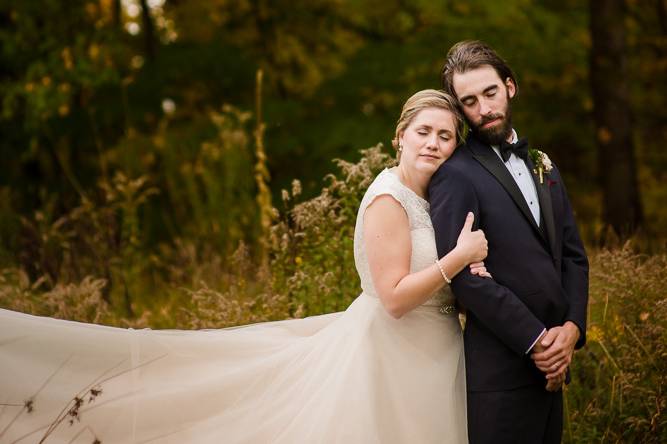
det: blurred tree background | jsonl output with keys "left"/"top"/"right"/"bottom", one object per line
{"left": 2, "top": 0, "right": 665, "bottom": 265}
{"left": 0, "top": 0, "right": 666, "bottom": 441}
{"left": 0, "top": 0, "right": 665, "bottom": 313}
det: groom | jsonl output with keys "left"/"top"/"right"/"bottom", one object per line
{"left": 429, "top": 41, "right": 589, "bottom": 443}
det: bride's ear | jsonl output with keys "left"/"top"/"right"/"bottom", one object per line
{"left": 393, "top": 132, "right": 404, "bottom": 152}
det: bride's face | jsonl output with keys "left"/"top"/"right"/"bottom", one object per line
{"left": 398, "top": 107, "right": 458, "bottom": 175}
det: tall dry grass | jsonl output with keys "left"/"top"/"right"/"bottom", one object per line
{"left": 564, "top": 246, "right": 666, "bottom": 443}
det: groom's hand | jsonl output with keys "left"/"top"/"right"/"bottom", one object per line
{"left": 545, "top": 370, "right": 566, "bottom": 392}
{"left": 531, "top": 321, "right": 580, "bottom": 379}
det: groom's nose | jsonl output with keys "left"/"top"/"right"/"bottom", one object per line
{"left": 479, "top": 99, "right": 493, "bottom": 116}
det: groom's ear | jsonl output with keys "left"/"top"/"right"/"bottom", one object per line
{"left": 505, "top": 78, "right": 517, "bottom": 99}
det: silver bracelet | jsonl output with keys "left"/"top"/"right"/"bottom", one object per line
{"left": 435, "top": 259, "right": 451, "bottom": 284}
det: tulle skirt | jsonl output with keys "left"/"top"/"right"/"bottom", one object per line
{"left": 0, "top": 293, "right": 467, "bottom": 443}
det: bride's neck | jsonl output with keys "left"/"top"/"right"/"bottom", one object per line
{"left": 395, "top": 164, "right": 429, "bottom": 199}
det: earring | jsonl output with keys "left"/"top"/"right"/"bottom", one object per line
{"left": 398, "top": 143, "right": 403, "bottom": 152}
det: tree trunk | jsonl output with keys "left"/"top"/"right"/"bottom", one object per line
{"left": 590, "top": 0, "right": 643, "bottom": 240}
{"left": 112, "top": 0, "right": 122, "bottom": 30}
{"left": 139, "top": 0, "right": 157, "bottom": 60}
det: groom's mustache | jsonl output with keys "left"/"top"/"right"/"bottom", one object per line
{"left": 478, "top": 113, "right": 504, "bottom": 127}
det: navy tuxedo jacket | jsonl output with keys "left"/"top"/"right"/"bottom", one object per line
{"left": 428, "top": 133, "right": 589, "bottom": 392}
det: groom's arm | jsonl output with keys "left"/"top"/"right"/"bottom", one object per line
{"left": 555, "top": 167, "right": 589, "bottom": 349}
{"left": 429, "top": 165, "right": 545, "bottom": 356}
{"left": 529, "top": 166, "right": 589, "bottom": 380}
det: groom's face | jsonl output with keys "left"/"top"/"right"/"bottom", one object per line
{"left": 451, "top": 65, "right": 516, "bottom": 145}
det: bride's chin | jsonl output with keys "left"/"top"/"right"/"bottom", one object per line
{"left": 416, "top": 161, "right": 443, "bottom": 172}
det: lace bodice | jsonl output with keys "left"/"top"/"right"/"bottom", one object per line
{"left": 353, "top": 168, "right": 454, "bottom": 309}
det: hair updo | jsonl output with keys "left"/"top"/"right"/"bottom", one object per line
{"left": 392, "top": 89, "right": 464, "bottom": 158}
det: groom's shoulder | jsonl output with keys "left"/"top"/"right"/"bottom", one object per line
{"left": 431, "top": 148, "right": 476, "bottom": 193}
{"left": 434, "top": 143, "right": 474, "bottom": 176}
{"left": 449, "top": 142, "right": 475, "bottom": 165}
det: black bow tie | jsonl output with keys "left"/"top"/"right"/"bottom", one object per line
{"left": 499, "top": 138, "right": 529, "bottom": 162}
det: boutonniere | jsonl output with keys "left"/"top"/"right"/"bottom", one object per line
{"left": 528, "top": 148, "right": 553, "bottom": 184}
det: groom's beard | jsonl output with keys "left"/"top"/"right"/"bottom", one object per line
{"left": 470, "top": 97, "right": 513, "bottom": 146}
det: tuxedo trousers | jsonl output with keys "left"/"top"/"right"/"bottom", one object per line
{"left": 467, "top": 383, "right": 563, "bottom": 444}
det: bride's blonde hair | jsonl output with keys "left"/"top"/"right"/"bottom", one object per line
{"left": 392, "top": 89, "right": 464, "bottom": 159}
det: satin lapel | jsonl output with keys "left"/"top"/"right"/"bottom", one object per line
{"left": 528, "top": 157, "right": 557, "bottom": 256}
{"left": 468, "top": 139, "right": 542, "bottom": 236}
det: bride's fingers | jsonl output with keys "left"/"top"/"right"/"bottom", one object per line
{"left": 469, "top": 262, "right": 485, "bottom": 268}
{"left": 470, "top": 267, "right": 493, "bottom": 278}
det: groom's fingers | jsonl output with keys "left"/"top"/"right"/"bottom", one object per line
{"left": 546, "top": 365, "right": 568, "bottom": 380}
{"left": 532, "top": 328, "right": 565, "bottom": 362}
{"left": 533, "top": 328, "right": 577, "bottom": 373}
{"left": 545, "top": 372, "right": 565, "bottom": 391}
{"left": 540, "top": 327, "right": 560, "bottom": 348}
{"left": 532, "top": 350, "right": 568, "bottom": 368}
{"left": 534, "top": 348, "right": 574, "bottom": 376}
{"left": 534, "top": 358, "right": 564, "bottom": 373}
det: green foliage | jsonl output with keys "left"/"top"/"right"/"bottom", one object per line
{"left": 175, "top": 243, "right": 292, "bottom": 329}
{"left": 5, "top": 104, "right": 260, "bottom": 318}
{"left": 1, "top": 0, "right": 665, "bottom": 251}
{"left": 269, "top": 144, "right": 395, "bottom": 315}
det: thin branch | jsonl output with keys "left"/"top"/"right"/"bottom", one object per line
{"left": 0, "top": 355, "right": 72, "bottom": 439}
{"left": 38, "top": 354, "right": 167, "bottom": 442}
{"left": 94, "top": 353, "right": 167, "bottom": 387}
{"left": 38, "top": 357, "right": 129, "bottom": 440}
{"left": 9, "top": 391, "right": 141, "bottom": 444}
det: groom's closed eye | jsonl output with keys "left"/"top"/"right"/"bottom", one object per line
{"left": 484, "top": 86, "right": 498, "bottom": 98}
{"left": 460, "top": 85, "right": 499, "bottom": 107}
{"left": 460, "top": 96, "right": 476, "bottom": 107}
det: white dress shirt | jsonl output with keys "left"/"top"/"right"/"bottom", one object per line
{"left": 491, "top": 129, "right": 541, "bottom": 226}
{"left": 491, "top": 129, "right": 545, "bottom": 353}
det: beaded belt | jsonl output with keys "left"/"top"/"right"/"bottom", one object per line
{"left": 439, "top": 304, "right": 457, "bottom": 315}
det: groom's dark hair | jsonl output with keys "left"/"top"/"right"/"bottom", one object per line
{"left": 441, "top": 40, "right": 518, "bottom": 98}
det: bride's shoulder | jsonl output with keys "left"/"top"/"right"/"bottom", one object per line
{"left": 357, "top": 168, "right": 414, "bottom": 220}
{"left": 363, "top": 168, "right": 405, "bottom": 200}
{"left": 368, "top": 167, "right": 403, "bottom": 190}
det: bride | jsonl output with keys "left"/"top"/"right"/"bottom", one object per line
{"left": 0, "top": 89, "right": 489, "bottom": 444}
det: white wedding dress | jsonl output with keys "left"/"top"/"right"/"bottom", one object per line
{"left": 0, "top": 168, "right": 467, "bottom": 443}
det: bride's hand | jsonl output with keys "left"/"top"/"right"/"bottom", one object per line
{"left": 469, "top": 262, "right": 492, "bottom": 278}
{"left": 455, "top": 212, "right": 488, "bottom": 264}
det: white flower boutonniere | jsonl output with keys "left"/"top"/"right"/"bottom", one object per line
{"left": 529, "top": 148, "right": 553, "bottom": 184}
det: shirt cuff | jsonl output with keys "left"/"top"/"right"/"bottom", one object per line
{"left": 525, "top": 328, "right": 546, "bottom": 354}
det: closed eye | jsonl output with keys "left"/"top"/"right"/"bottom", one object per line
{"left": 483, "top": 85, "right": 498, "bottom": 98}
{"left": 461, "top": 97, "right": 476, "bottom": 107}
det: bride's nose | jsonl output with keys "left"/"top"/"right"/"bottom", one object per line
{"left": 426, "top": 134, "right": 439, "bottom": 150}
